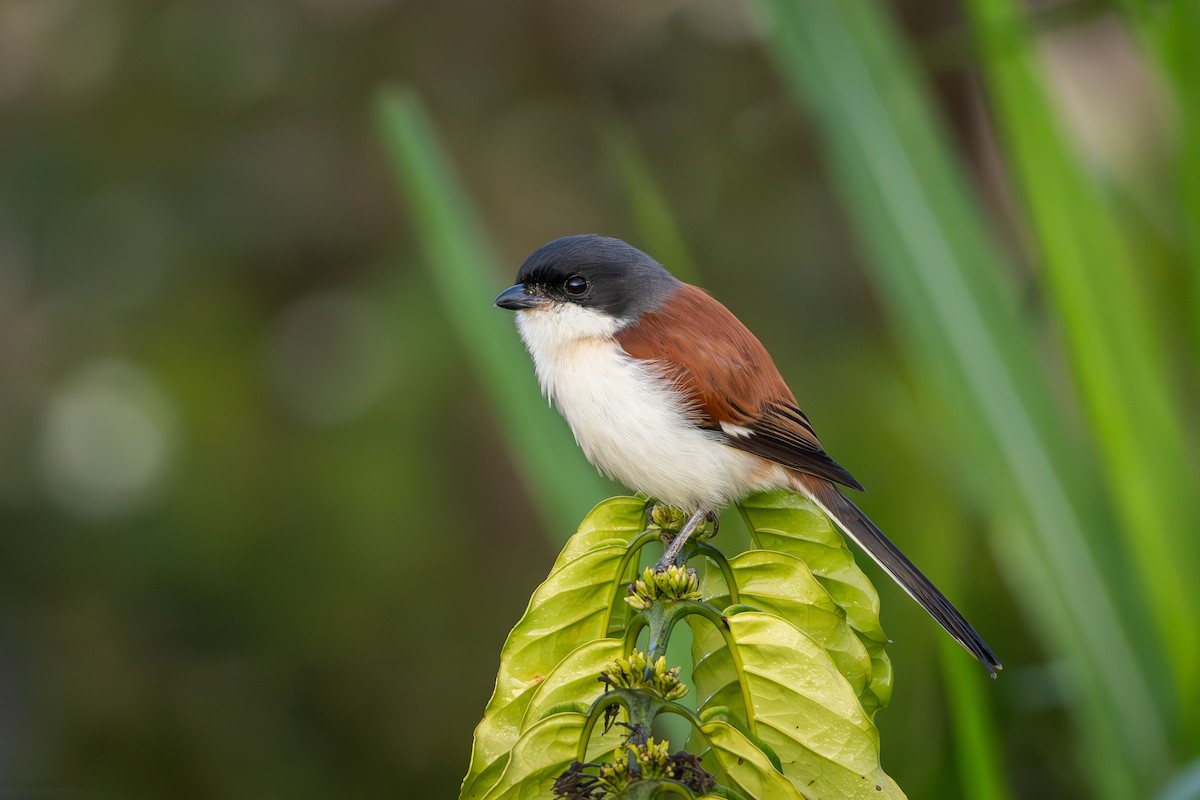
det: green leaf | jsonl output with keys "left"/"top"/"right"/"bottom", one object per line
{"left": 520, "top": 638, "right": 625, "bottom": 727}
{"left": 690, "top": 606, "right": 901, "bottom": 797}
{"left": 475, "top": 712, "right": 597, "bottom": 800}
{"left": 491, "top": 546, "right": 628, "bottom": 715}
{"left": 701, "top": 549, "right": 886, "bottom": 716}
{"left": 691, "top": 494, "right": 894, "bottom": 766}
{"left": 550, "top": 495, "right": 649, "bottom": 639}
{"left": 461, "top": 502, "right": 646, "bottom": 798}
{"left": 464, "top": 639, "right": 627, "bottom": 800}
{"left": 460, "top": 545, "right": 627, "bottom": 799}
{"left": 737, "top": 491, "right": 886, "bottom": 645}
{"left": 551, "top": 496, "right": 650, "bottom": 571}
{"left": 698, "top": 719, "right": 806, "bottom": 800}
{"left": 734, "top": 491, "right": 893, "bottom": 711}
{"left": 731, "top": 611, "right": 901, "bottom": 798}
{"left": 691, "top": 616, "right": 750, "bottom": 730}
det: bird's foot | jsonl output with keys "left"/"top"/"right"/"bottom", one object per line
{"left": 654, "top": 508, "right": 708, "bottom": 570}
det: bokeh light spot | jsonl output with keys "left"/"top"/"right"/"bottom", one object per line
{"left": 36, "top": 359, "right": 180, "bottom": 520}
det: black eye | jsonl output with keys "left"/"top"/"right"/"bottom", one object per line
{"left": 564, "top": 275, "right": 588, "bottom": 295}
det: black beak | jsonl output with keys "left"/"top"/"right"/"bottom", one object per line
{"left": 494, "top": 284, "right": 547, "bottom": 310}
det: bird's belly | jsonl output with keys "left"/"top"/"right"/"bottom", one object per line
{"left": 540, "top": 340, "right": 784, "bottom": 510}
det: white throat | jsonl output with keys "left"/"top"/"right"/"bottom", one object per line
{"left": 515, "top": 302, "right": 623, "bottom": 400}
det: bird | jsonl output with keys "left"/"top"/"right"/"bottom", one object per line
{"left": 494, "top": 234, "right": 1000, "bottom": 676}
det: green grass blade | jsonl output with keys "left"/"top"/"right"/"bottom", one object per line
{"left": 988, "top": 521, "right": 1143, "bottom": 799}
{"left": 1121, "top": 2, "right": 1200, "bottom": 359}
{"left": 965, "top": 0, "right": 1200, "bottom": 718}
{"left": 752, "top": 0, "right": 1169, "bottom": 789}
{"left": 604, "top": 124, "right": 700, "bottom": 283}
{"left": 375, "top": 88, "right": 609, "bottom": 536}
{"left": 938, "top": 638, "right": 1011, "bottom": 800}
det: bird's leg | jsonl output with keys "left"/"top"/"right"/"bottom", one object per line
{"left": 655, "top": 509, "right": 707, "bottom": 570}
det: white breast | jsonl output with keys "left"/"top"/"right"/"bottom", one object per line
{"left": 515, "top": 304, "right": 786, "bottom": 511}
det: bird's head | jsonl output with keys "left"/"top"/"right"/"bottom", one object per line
{"left": 494, "top": 235, "right": 679, "bottom": 343}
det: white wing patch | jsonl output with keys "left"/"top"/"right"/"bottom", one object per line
{"left": 719, "top": 421, "right": 754, "bottom": 438}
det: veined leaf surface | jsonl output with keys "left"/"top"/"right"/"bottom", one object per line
{"left": 699, "top": 719, "right": 806, "bottom": 800}
{"left": 737, "top": 490, "right": 893, "bottom": 709}
{"left": 738, "top": 490, "right": 886, "bottom": 645}
{"left": 701, "top": 549, "right": 887, "bottom": 715}
{"left": 476, "top": 711, "right": 606, "bottom": 800}
{"left": 461, "top": 499, "right": 647, "bottom": 799}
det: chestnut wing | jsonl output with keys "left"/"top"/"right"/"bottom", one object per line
{"left": 615, "top": 284, "right": 863, "bottom": 491}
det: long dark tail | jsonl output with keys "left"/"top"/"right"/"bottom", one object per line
{"left": 792, "top": 473, "right": 1002, "bottom": 677}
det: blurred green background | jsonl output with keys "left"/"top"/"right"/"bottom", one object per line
{"left": 2, "top": 0, "right": 1198, "bottom": 798}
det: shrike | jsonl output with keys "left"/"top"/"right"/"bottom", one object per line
{"left": 496, "top": 234, "right": 999, "bottom": 675}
